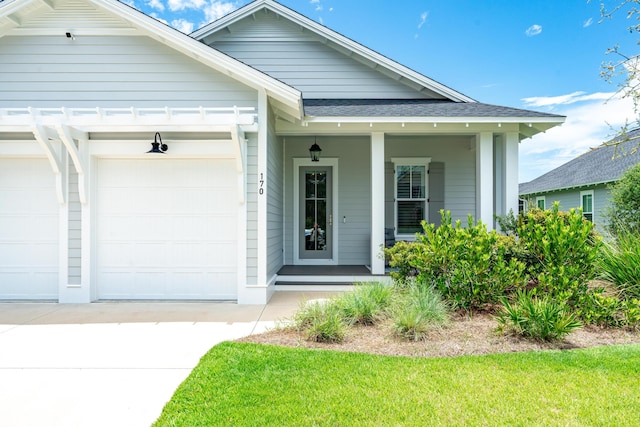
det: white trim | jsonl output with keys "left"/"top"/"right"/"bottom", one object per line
{"left": 504, "top": 132, "right": 519, "bottom": 216}
{"left": 257, "top": 90, "right": 268, "bottom": 286}
{"left": 370, "top": 133, "right": 385, "bottom": 275}
{"left": 476, "top": 132, "right": 494, "bottom": 229}
{"left": 292, "top": 157, "right": 339, "bottom": 265}
{"left": 580, "top": 190, "right": 594, "bottom": 222}
{"left": 391, "top": 157, "right": 431, "bottom": 240}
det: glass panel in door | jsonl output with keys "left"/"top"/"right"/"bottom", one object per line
{"left": 300, "top": 167, "right": 332, "bottom": 260}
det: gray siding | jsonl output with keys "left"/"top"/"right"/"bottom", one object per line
{"left": 537, "top": 185, "right": 612, "bottom": 230}
{"left": 266, "top": 111, "right": 284, "bottom": 278}
{"left": 284, "top": 136, "right": 371, "bottom": 265}
{"left": 0, "top": 35, "right": 258, "bottom": 108}
{"left": 385, "top": 135, "right": 476, "bottom": 225}
{"left": 203, "top": 12, "right": 436, "bottom": 100}
{"left": 246, "top": 135, "right": 258, "bottom": 285}
{"left": 68, "top": 158, "right": 81, "bottom": 285}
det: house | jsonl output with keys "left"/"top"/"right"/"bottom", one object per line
{"left": 519, "top": 128, "right": 640, "bottom": 226}
{"left": 0, "top": 0, "right": 564, "bottom": 303}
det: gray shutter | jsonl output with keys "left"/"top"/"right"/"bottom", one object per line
{"left": 428, "top": 162, "right": 445, "bottom": 226}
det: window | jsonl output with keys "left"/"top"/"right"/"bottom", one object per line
{"left": 580, "top": 190, "right": 594, "bottom": 222}
{"left": 392, "top": 158, "right": 431, "bottom": 236}
{"left": 536, "top": 196, "right": 545, "bottom": 210}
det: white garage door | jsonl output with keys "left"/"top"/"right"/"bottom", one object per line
{"left": 0, "top": 158, "right": 59, "bottom": 300}
{"left": 96, "top": 159, "right": 238, "bottom": 300}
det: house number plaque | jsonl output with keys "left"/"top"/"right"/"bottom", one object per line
{"left": 259, "top": 173, "right": 265, "bottom": 195}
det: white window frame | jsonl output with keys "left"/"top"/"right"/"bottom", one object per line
{"left": 580, "top": 190, "right": 594, "bottom": 222}
{"left": 391, "top": 157, "right": 431, "bottom": 240}
{"left": 535, "top": 196, "right": 546, "bottom": 210}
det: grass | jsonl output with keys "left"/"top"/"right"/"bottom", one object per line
{"left": 154, "top": 342, "right": 640, "bottom": 426}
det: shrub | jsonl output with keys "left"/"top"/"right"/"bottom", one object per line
{"left": 291, "top": 299, "right": 348, "bottom": 343}
{"left": 337, "top": 282, "right": 393, "bottom": 325}
{"left": 392, "top": 283, "right": 449, "bottom": 341}
{"left": 604, "top": 163, "right": 640, "bottom": 237}
{"left": 410, "top": 211, "right": 526, "bottom": 312}
{"left": 495, "top": 290, "right": 582, "bottom": 341}
{"left": 598, "top": 231, "right": 640, "bottom": 300}
{"left": 517, "top": 203, "right": 601, "bottom": 307}
{"left": 385, "top": 240, "right": 420, "bottom": 283}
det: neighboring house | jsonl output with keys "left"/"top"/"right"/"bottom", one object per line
{"left": 519, "top": 128, "right": 640, "bottom": 227}
{"left": 0, "top": 0, "right": 564, "bottom": 303}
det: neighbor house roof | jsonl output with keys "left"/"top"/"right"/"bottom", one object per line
{"left": 519, "top": 128, "right": 640, "bottom": 195}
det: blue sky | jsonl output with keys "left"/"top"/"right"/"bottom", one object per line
{"left": 128, "top": 0, "right": 639, "bottom": 182}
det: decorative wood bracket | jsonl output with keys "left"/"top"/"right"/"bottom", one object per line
{"left": 230, "top": 125, "right": 247, "bottom": 204}
{"left": 32, "top": 124, "right": 65, "bottom": 205}
{"left": 55, "top": 124, "right": 88, "bottom": 205}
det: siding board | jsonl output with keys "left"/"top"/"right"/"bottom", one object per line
{"left": 0, "top": 35, "right": 258, "bottom": 108}
{"left": 204, "top": 14, "right": 439, "bottom": 100}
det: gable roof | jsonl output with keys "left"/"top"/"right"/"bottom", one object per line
{"left": 191, "top": 0, "right": 475, "bottom": 103}
{"left": 519, "top": 128, "right": 640, "bottom": 195}
{"left": 0, "top": 0, "right": 303, "bottom": 120}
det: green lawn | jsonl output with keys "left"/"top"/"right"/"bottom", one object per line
{"left": 154, "top": 342, "right": 640, "bottom": 426}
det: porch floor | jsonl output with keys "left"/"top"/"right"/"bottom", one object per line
{"left": 277, "top": 265, "right": 372, "bottom": 276}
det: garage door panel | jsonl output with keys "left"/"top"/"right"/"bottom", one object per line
{"left": 0, "top": 158, "right": 58, "bottom": 300}
{"left": 97, "top": 159, "right": 238, "bottom": 300}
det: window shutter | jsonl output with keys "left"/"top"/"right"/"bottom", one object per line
{"left": 428, "top": 162, "right": 445, "bottom": 226}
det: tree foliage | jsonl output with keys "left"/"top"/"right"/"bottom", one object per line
{"left": 604, "top": 162, "right": 640, "bottom": 236}
{"left": 598, "top": 0, "right": 640, "bottom": 140}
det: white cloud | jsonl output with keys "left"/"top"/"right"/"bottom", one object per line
{"left": 583, "top": 17, "right": 593, "bottom": 28}
{"left": 525, "top": 24, "right": 542, "bottom": 37}
{"left": 418, "top": 12, "right": 428, "bottom": 29}
{"left": 171, "top": 18, "right": 195, "bottom": 33}
{"left": 202, "top": 0, "right": 238, "bottom": 22}
{"left": 168, "top": 0, "right": 205, "bottom": 12}
{"left": 522, "top": 91, "right": 614, "bottom": 108}
{"left": 147, "top": 0, "right": 164, "bottom": 12}
{"left": 519, "top": 92, "right": 637, "bottom": 182}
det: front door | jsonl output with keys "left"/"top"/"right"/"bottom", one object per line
{"left": 299, "top": 167, "right": 333, "bottom": 260}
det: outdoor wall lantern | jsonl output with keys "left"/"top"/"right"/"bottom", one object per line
{"left": 309, "top": 138, "right": 322, "bottom": 162}
{"left": 147, "top": 132, "right": 168, "bottom": 153}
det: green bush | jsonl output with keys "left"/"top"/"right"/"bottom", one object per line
{"left": 605, "top": 163, "right": 640, "bottom": 237}
{"left": 291, "top": 299, "right": 348, "bottom": 343}
{"left": 337, "top": 282, "right": 393, "bottom": 325}
{"left": 598, "top": 231, "right": 640, "bottom": 300}
{"left": 385, "top": 240, "right": 420, "bottom": 283}
{"left": 495, "top": 290, "right": 582, "bottom": 341}
{"left": 391, "top": 282, "right": 449, "bottom": 341}
{"left": 410, "top": 211, "right": 526, "bottom": 312}
{"left": 517, "top": 203, "right": 601, "bottom": 307}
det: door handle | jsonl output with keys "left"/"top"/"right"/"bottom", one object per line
{"left": 329, "top": 215, "right": 333, "bottom": 226}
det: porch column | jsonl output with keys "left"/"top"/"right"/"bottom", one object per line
{"left": 371, "top": 132, "right": 385, "bottom": 275}
{"left": 504, "top": 132, "right": 519, "bottom": 216}
{"left": 476, "top": 132, "right": 494, "bottom": 229}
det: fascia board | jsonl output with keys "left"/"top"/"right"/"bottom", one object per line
{"left": 192, "top": 0, "right": 475, "bottom": 103}
{"left": 0, "top": 0, "right": 32, "bottom": 18}
{"left": 304, "top": 116, "right": 566, "bottom": 124}
{"left": 519, "top": 181, "right": 613, "bottom": 197}
{"left": 90, "top": 0, "right": 302, "bottom": 119}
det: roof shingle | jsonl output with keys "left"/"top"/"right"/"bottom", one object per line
{"left": 519, "top": 128, "right": 640, "bottom": 195}
{"left": 303, "top": 99, "right": 564, "bottom": 118}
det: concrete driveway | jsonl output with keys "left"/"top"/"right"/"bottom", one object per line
{"left": 0, "top": 291, "right": 336, "bottom": 427}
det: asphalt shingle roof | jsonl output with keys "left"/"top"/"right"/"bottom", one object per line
{"left": 303, "top": 99, "right": 564, "bottom": 118}
{"left": 519, "top": 128, "right": 640, "bottom": 195}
